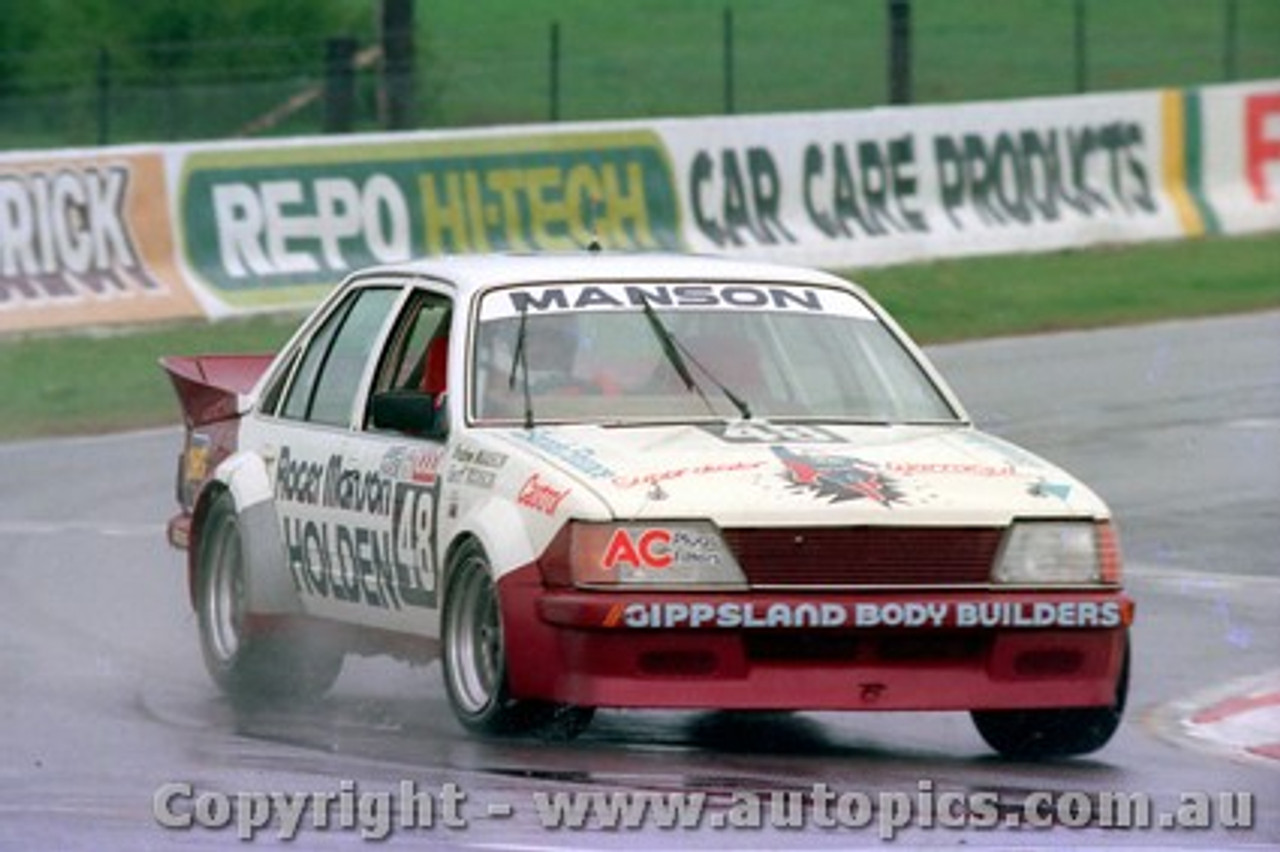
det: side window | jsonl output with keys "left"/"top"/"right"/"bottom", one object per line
{"left": 364, "top": 291, "right": 454, "bottom": 433}
{"left": 382, "top": 294, "right": 453, "bottom": 392}
{"left": 280, "top": 287, "right": 400, "bottom": 426}
{"left": 281, "top": 298, "right": 353, "bottom": 421}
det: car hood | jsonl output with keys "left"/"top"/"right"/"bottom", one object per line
{"left": 491, "top": 421, "right": 1108, "bottom": 526}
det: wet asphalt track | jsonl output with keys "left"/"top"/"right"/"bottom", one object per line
{"left": 0, "top": 311, "right": 1277, "bottom": 850}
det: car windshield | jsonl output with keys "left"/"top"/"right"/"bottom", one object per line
{"left": 470, "top": 281, "right": 960, "bottom": 425}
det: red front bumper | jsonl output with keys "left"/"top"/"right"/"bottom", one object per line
{"left": 497, "top": 564, "right": 1133, "bottom": 712}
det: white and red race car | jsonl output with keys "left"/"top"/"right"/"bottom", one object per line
{"left": 162, "top": 252, "right": 1131, "bottom": 757}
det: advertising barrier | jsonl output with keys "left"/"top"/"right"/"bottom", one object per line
{"left": 1197, "top": 80, "right": 1280, "bottom": 235}
{"left": 1, "top": 80, "right": 1276, "bottom": 331}
{"left": 0, "top": 148, "right": 202, "bottom": 333}
{"left": 662, "top": 91, "right": 1181, "bottom": 269}
{"left": 174, "top": 129, "right": 680, "bottom": 312}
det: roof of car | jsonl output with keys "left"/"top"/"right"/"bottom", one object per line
{"left": 342, "top": 251, "right": 858, "bottom": 298}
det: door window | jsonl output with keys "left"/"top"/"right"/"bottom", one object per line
{"left": 280, "top": 287, "right": 400, "bottom": 427}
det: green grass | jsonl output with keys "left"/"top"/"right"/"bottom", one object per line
{"left": 851, "top": 233, "right": 1280, "bottom": 343}
{"left": 421, "top": 0, "right": 1280, "bottom": 126}
{"left": 0, "top": 313, "right": 303, "bottom": 441}
{"left": 6, "top": 0, "right": 1279, "bottom": 147}
{"left": 1, "top": 233, "right": 1276, "bottom": 442}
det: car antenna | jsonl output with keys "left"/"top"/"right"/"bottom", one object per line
{"left": 584, "top": 193, "right": 603, "bottom": 252}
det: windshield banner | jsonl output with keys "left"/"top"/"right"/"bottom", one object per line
{"left": 478, "top": 282, "right": 875, "bottom": 320}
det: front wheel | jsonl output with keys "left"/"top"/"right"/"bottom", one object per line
{"left": 196, "top": 493, "right": 343, "bottom": 703}
{"left": 441, "top": 541, "right": 593, "bottom": 739}
{"left": 971, "top": 638, "right": 1129, "bottom": 759}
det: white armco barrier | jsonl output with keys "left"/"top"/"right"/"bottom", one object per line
{"left": 1, "top": 80, "right": 1277, "bottom": 331}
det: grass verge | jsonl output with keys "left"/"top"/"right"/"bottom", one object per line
{"left": 0, "top": 233, "right": 1276, "bottom": 441}
{"left": 851, "top": 233, "right": 1280, "bottom": 343}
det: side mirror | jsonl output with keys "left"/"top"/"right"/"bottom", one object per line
{"left": 370, "top": 390, "right": 448, "bottom": 439}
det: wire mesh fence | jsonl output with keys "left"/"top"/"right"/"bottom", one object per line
{"left": 1, "top": 0, "right": 1276, "bottom": 151}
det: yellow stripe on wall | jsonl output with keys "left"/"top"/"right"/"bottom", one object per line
{"left": 1161, "top": 90, "right": 1206, "bottom": 237}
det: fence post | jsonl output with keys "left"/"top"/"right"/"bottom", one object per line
{"left": 383, "top": 0, "right": 416, "bottom": 129}
{"left": 1074, "top": 0, "right": 1088, "bottom": 93}
{"left": 96, "top": 47, "right": 110, "bottom": 146}
{"left": 324, "top": 37, "right": 357, "bottom": 133}
{"left": 723, "top": 7, "right": 735, "bottom": 114}
{"left": 550, "top": 21, "right": 561, "bottom": 122}
{"left": 887, "top": 0, "right": 912, "bottom": 105}
{"left": 1224, "top": 0, "right": 1238, "bottom": 81}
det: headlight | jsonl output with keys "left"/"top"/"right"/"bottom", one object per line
{"left": 557, "top": 521, "right": 747, "bottom": 588}
{"left": 993, "top": 521, "right": 1121, "bottom": 585}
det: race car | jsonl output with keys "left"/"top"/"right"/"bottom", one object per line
{"left": 162, "top": 252, "right": 1132, "bottom": 757}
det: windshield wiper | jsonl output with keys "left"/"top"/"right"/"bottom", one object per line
{"left": 507, "top": 302, "right": 535, "bottom": 429}
{"left": 637, "top": 297, "right": 752, "bottom": 420}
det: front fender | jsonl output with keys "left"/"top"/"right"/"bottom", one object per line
{"left": 448, "top": 495, "right": 538, "bottom": 585}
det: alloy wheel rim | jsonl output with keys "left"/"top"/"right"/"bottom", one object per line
{"left": 449, "top": 560, "right": 503, "bottom": 714}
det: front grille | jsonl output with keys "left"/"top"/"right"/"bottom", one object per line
{"left": 721, "top": 527, "right": 1003, "bottom": 587}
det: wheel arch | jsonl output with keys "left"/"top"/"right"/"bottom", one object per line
{"left": 188, "top": 452, "right": 304, "bottom": 618}
{"left": 186, "top": 481, "right": 228, "bottom": 610}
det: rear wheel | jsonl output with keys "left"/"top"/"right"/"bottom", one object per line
{"left": 441, "top": 541, "right": 593, "bottom": 739}
{"left": 971, "top": 638, "right": 1129, "bottom": 759}
{"left": 197, "top": 493, "right": 343, "bottom": 703}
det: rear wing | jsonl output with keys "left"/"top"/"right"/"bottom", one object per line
{"left": 160, "top": 354, "right": 274, "bottom": 428}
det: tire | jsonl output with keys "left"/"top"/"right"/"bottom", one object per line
{"left": 971, "top": 638, "right": 1129, "bottom": 759}
{"left": 196, "top": 493, "right": 343, "bottom": 703}
{"left": 441, "top": 541, "right": 593, "bottom": 739}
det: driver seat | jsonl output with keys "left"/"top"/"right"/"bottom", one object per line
{"left": 419, "top": 334, "right": 449, "bottom": 395}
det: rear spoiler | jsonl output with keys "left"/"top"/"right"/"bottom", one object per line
{"left": 160, "top": 354, "right": 274, "bottom": 428}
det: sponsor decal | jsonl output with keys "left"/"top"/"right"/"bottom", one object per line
{"left": 516, "top": 430, "right": 616, "bottom": 479}
{"left": 446, "top": 443, "right": 506, "bottom": 489}
{"left": 701, "top": 421, "right": 845, "bottom": 444}
{"left": 275, "top": 446, "right": 439, "bottom": 609}
{"left": 451, "top": 444, "right": 507, "bottom": 468}
{"left": 600, "top": 528, "right": 724, "bottom": 571}
{"left": 380, "top": 445, "right": 444, "bottom": 484}
{"left": 517, "top": 473, "right": 571, "bottom": 516}
{"left": 609, "top": 599, "right": 1125, "bottom": 630}
{"left": 773, "top": 446, "right": 903, "bottom": 506}
{"left": 447, "top": 465, "right": 496, "bottom": 488}
{"left": 884, "top": 460, "right": 1016, "bottom": 478}
{"left": 275, "top": 447, "right": 393, "bottom": 514}
{"left": 603, "top": 529, "right": 673, "bottom": 570}
{"left": 179, "top": 132, "right": 679, "bottom": 304}
{"left": 952, "top": 432, "right": 1048, "bottom": 471}
{"left": 480, "top": 282, "right": 873, "bottom": 321}
{"left": 611, "top": 460, "right": 765, "bottom": 490}
{"left": 615, "top": 601, "right": 847, "bottom": 629}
